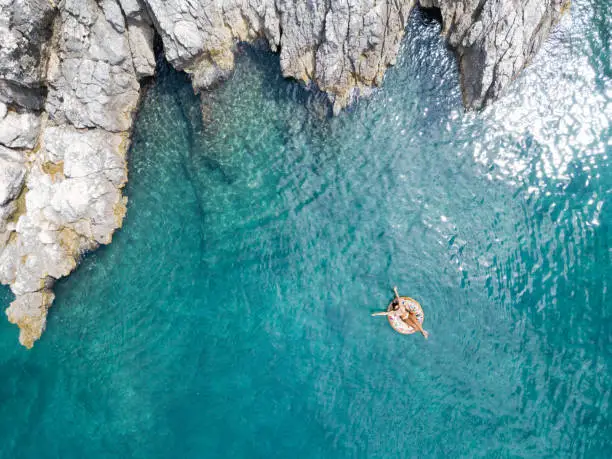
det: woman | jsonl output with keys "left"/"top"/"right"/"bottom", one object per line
{"left": 372, "top": 286, "right": 429, "bottom": 339}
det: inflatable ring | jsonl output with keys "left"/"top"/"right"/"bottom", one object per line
{"left": 387, "top": 296, "right": 424, "bottom": 335}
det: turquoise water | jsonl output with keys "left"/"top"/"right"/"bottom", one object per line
{"left": 1, "top": 4, "right": 611, "bottom": 457}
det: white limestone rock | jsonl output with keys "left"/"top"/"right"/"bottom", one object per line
{"left": 127, "top": 19, "right": 156, "bottom": 79}
{"left": 142, "top": 0, "right": 568, "bottom": 111}
{"left": 0, "top": 109, "right": 41, "bottom": 149}
{"left": 100, "top": 0, "right": 126, "bottom": 33}
{"left": 0, "top": 0, "right": 56, "bottom": 86}
{"left": 43, "top": 125, "right": 128, "bottom": 187}
{"left": 0, "top": 145, "right": 25, "bottom": 207}
{"left": 2, "top": 121, "right": 129, "bottom": 347}
{"left": 112, "top": 0, "right": 156, "bottom": 79}
{"left": 0, "top": 0, "right": 56, "bottom": 111}
{"left": 1, "top": 0, "right": 135, "bottom": 348}
{"left": 5, "top": 290, "right": 55, "bottom": 348}
{"left": 0, "top": 144, "right": 23, "bottom": 249}
{"left": 419, "top": 0, "right": 570, "bottom": 108}
{"left": 0, "top": 144, "right": 25, "bottom": 248}
{"left": 142, "top": 0, "right": 413, "bottom": 111}
{"left": 45, "top": 0, "right": 140, "bottom": 131}
{"left": 118, "top": 0, "right": 150, "bottom": 22}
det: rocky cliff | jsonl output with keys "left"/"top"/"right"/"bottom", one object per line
{"left": 0, "top": 0, "right": 154, "bottom": 347}
{"left": 0, "top": 0, "right": 569, "bottom": 347}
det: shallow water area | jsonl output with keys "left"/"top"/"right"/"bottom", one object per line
{"left": 0, "top": 3, "right": 611, "bottom": 458}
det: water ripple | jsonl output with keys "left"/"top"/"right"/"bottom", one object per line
{"left": 0, "top": 1, "right": 610, "bottom": 457}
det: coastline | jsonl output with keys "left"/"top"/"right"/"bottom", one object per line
{"left": 0, "top": 0, "right": 569, "bottom": 346}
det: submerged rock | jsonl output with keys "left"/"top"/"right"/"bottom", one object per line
{"left": 0, "top": 0, "right": 569, "bottom": 347}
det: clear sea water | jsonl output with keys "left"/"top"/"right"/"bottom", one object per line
{"left": 1, "top": 3, "right": 611, "bottom": 458}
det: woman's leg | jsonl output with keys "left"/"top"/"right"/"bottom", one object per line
{"left": 406, "top": 314, "right": 429, "bottom": 339}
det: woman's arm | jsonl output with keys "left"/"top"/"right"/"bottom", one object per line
{"left": 393, "top": 286, "right": 400, "bottom": 299}
{"left": 371, "top": 311, "right": 391, "bottom": 317}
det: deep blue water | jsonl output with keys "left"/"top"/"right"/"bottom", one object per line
{"left": 1, "top": 4, "right": 611, "bottom": 458}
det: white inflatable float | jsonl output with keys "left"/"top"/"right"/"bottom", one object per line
{"left": 387, "top": 296, "right": 425, "bottom": 334}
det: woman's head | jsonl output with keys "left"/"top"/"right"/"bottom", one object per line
{"left": 391, "top": 299, "right": 400, "bottom": 310}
